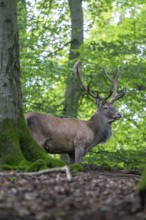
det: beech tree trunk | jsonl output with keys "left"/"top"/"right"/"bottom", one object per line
{"left": 0, "top": 0, "right": 63, "bottom": 170}
{"left": 63, "top": 0, "right": 84, "bottom": 117}
{"left": 61, "top": 0, "right": 84, "bottom": 162}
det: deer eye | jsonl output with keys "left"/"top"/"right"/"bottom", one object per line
{"left": 104, "top": 106, "right": 108, "bottom": 110}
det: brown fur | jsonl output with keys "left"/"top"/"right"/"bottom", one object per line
{"left": 25, "top": 102, "right": 122, "bottom": 163}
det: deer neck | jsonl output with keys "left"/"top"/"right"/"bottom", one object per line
{"left": 87, "top": 111, "right": 112, "bottom": 144}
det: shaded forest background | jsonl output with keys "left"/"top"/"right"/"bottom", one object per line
{"left": 18, "top": 0, "right": 146, "bottom": 170}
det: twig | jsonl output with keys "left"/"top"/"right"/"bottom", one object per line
{"left": 49, "top": 40, "right": 73, "bottom": 56}
{"left": 94, "top": 171, "right": 140, "bottom": 180}
{"left": 0, "top": 166, "right": 72, "bottom": 181}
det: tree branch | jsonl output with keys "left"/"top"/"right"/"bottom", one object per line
{"left": 0, "top": 166, "right": 72, "bottom": 181}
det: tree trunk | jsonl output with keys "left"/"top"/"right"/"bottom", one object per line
{"left": 0, "top": 0, "right": 64, "bottom": 170}
{"left": 63, "top": 0, "right": 84, "bottom": 118}
{"left": 61, "top": 0, "right": 84, "bottom": 162}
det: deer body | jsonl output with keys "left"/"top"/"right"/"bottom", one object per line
{"left": 25, "top": 60, "right": 125, "bottom": 163}
{"left": 25, "top": 102, "right": 121, "bottom": 163}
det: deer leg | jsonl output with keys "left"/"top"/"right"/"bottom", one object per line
{"left": 74, "top": 147, "right": 84, "bottom": 164}
{"left": 68, "top": 153, "right": 75, "bottom": 164}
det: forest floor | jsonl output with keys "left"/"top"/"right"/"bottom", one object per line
{"left": 0, "top": 165, "right": 146, "bottom": 220}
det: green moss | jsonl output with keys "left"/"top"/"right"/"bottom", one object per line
{"left": 0, "top": 162, "right": 30, "bottom": 171}
{"left": 0, "top": 113, "right": 65, "bottom": 171}
{"left": 45, "top": 156, "right": 65, "bottom": 167}
{"left": 0, "top": 118, "right": 27, "bottom": 165}
{"left": 0, "top": 158, "right": 65, "bottom": 172}
{"left": 26, "top": 159, "right": 48, "bottom": 171}
{"left": 26, "top": 158, "right": 65, "bottom": 171}
{"left": 69, "top": 163, "right": 83, "bottom": 172}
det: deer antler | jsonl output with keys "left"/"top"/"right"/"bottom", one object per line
{"left": 103, "top": 68, "right": 125, "bottom": 103}
{"left": 73, "top": 60, "right": 97, "bottom": 99}
{"left": 73, "top": 60, "right": 112, "bottom": 105}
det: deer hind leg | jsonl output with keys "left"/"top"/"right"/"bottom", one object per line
{"left": 74, "top": 146, "right": 84, "bottom": 164}
{"left": 68, "top": 153, "right": 75, "bottom": 164}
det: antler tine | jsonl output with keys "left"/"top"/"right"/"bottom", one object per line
{"left": 103, "top": 68, "right": 113, "bottom": 82}
{"left": 73, "top": 60, "right": 102, "bottom": 101}
{"left": 108, "top": 68, "right": 125, "bottom": 103}
{"left": 73, "top": 60, "right": 88, "bottom": 93}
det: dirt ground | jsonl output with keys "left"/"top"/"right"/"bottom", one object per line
{"left": 0, "top": 165, "right": 146, "bottom": 220}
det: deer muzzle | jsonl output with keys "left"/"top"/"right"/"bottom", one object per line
{"left": 113, "top": 112, "right": 122, "bottom": 120}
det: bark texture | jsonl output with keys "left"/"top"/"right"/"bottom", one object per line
{"left": 0, "top": 0, "right": 21, "bottom": 120}
{"left": 63, "top": 0, "right": 84, "bottom": 117}
{"left": 0, "top": 0, "right": 23, "bottom": 165}
{"left": 0, "top": 0, "right": 64, "bottom": 170}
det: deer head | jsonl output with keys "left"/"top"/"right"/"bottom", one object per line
{"left": 73, "top": 60, "right": 125, "bottom": 124}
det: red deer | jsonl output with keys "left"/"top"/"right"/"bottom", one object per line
{"left": 25, "top": 61, "right": 125, "bottom": 163}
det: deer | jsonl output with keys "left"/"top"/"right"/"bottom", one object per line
{"left": 25, "top": 60, "right": 125, "bottom": 164}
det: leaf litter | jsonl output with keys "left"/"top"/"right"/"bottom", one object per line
{"left": 0, "top": 166, "right": 146, "bottom": 220}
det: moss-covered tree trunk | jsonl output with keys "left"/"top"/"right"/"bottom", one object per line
{"left": 0, "top": 0, "right": 63, "bottom": 170}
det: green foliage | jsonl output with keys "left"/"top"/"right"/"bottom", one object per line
{"left": 83, "top": 149, "right": 146, "bottom": 170}
{"left": 18, "top": 0, "right": 146, "bottom": 170}
{"left": 69, "top": 164, "right": 83, "bottom": 172}
{"left": 18, "top": 0, "right": 70, "bottom": 115}
{"left": 137, "top": 168, "right": 146, "bottom": 191}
